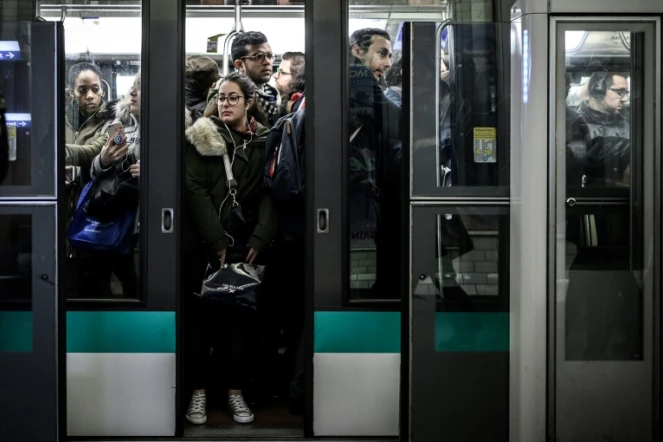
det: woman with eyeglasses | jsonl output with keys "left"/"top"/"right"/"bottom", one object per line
{"left": 183, "top": 71, "right": 278, "bottom": 425}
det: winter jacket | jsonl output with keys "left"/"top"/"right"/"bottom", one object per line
{"left": 64, "top": 100, "right": 114, "bottom": 258}
{"left": 348, "top": 56, "right": 403, "bottom": 295}
{"left": 184, "top": 117, "right": 277, "bottom": 258}
{"left": 348, "top": 56, "right": 402, "bottom": 246}
{"left": 91, "top": 97, "right": 141, "bottom": 180}
{"left": 65, "top": 100, "right": 112, "bottom": 171}
{"left": 567, "top": 102, "right": 631, "bottom": 188}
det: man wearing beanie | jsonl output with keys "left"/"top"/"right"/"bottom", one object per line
{"left": 185, "top": 55, "right": 221, "bottom": 122}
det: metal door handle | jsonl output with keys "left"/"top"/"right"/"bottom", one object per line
{"left": 161, "top": 208, "right": 174, "bottom": 233}
{"left": 566, "top": 197, "right": 576, "bottom": 207}
{"left": 317, "top": 208, "right": 329, "bottom": 234}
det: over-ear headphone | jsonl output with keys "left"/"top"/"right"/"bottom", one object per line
{"left": 588, "top": 71, "right": 610, "bottom": 99}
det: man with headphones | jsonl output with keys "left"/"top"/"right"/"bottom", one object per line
{"left": 578, "top": 71, "right": 630, "bottom": 139}
{"left": 566, "top": 70, "right": 631, "bottom": 189}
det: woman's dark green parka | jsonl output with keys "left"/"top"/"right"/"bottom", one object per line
{"left": 183, "top": 116, "right": 277, "bottom": 256}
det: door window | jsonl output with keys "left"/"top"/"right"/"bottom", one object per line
{"left": 40, "top": 2, "right": 143, "bottom": 301}
{"left": 553, "top": 20, "right": 657, "bottom": 442}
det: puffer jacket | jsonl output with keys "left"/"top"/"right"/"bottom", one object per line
{"left": 183, "top": 116, "right": 277, "bottom": 257}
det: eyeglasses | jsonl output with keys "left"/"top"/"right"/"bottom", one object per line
{"left": 241, "top": 52, "right": 276, "bottom": 63}
{"left": 610, "top": 88, "right": 630, "bottom": 98}
{"left": 217, "top": 95, "right": 245, "bottom": 106}
{"left": 276, "top": 67, "right": 291, "bottom": 77}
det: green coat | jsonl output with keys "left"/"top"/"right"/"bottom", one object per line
{"left": 65, "top": 100, "right": 111, "bottom": 170}
{"left": 184, "top": 116, "right": 277, "bottom": 256}
{"left": 64, "top": 101, "right": 112, "bottom": 258}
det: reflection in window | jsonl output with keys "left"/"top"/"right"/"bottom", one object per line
{"left": 42, "top": 2, "right": 142, "bottom": 300}
{"left": 439, "top": 24, "right": 503, "bottom": 189}
{"left": 562, "top": 30, "right": 643, "bottom": 361}
{"left": 409, "top": 208, "right": 508, "bottom": 351}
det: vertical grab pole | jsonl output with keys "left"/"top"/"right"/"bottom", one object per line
{"left": 222, "top": 0, "right": 244, "bottom": 77}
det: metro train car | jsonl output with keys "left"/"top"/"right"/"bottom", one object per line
{"left": 0, "top": 0, "right": 662, "bottom": 442}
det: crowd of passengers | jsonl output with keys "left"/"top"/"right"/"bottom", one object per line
{"left": 62, "top": 28, "right": 409, "bottom": 425}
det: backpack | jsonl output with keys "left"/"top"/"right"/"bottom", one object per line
{"left": 264, "top": 107, "right": 306, "bottom": 204}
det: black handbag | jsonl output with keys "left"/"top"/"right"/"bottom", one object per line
{"left": 86, "top": 153, "right": 139, "bottom": 222}
{"left": 197, "top": 262, "right": 264, "bottom": 312}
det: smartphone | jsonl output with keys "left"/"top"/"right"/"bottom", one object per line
{"left": 106, "top": 122, "right": 126, "bottom": 145}
{"left": 65, "top": 166, "right": 78, "bottom": 183}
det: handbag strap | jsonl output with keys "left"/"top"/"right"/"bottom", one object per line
{"left": 222, "top": 152, "right": 239, "bottom": 208}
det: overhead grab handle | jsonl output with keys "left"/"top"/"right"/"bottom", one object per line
{"left": 222, "top": 0, "right": 245, "bottom": 77}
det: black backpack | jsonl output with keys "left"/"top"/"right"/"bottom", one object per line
{"left": 264, "top": 108, "right": 306, "bottom": 204}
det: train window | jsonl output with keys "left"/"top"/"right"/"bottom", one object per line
{"left": 347, "top": 2, "right": 503, "bottom": 302}
{"left": 560, "top": 29, "right": 645, "bottom": 361}
{"left": 42, "top": 2, "right": 143, "bottom": 301}
{"left": 410, "top": 207, "right": 509, "bottom": 349}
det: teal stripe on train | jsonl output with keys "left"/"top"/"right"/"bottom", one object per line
{"left": 67, "top": 311, "right": 175, "bottom": 353}
{"left": 314, "top": 311, "right": 509, "bottom": 353}
{"left": 0, "top": 311, "right": 33, "bottom": 352}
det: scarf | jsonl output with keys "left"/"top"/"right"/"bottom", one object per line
{"left": 234, "top": 116, "right": 258, "bottom": 139}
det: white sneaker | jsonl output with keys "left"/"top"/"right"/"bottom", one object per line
{"left": 228, "top": 393, "right": 254, "bottom": 423}
{"left": 186, "top": 390, "right": 207, "bottom": 425}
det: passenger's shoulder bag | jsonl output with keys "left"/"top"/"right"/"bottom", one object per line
{"left": 86, "top": 153, "right": 139, "bottom": 222}
{"left": 66, "top": 180, "right": 136, "bottom": 255}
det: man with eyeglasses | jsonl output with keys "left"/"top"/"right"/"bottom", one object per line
{"left": 274, "top": 51, "right": 304, "bottom": 98}
{"left": 230, "top": 31, "right": 280, "bottom": 125}
{"left": 205, "top": 31, "right": 281, "bottom": 126}
{"left": 579, "top": 71, "right": 630, "bottom": 138}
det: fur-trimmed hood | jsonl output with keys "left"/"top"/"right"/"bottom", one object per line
{"left": 185, "top": 117, "right": 227, "bottom": 157}
{"left": 185, "top": 116, "right": 268, "bottom": 157}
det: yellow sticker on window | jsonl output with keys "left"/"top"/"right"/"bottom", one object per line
{"left": 473, "top": 127, "right": 496, "bottom": 163}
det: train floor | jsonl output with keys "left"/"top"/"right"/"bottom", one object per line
{"left": 184, "top": 396, "right": 303, "bottom": 439}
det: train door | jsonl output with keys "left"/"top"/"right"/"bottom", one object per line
{"left": 404, "top": 16, "right": 511, "bottom": 442}
{"left": 310, "top": 1, "right": 511, "bottom": 440}
{"left": 0, "top": 20, "right": 67, "bottom": 442}
{"left": 550, "top": 17, "right": 660, "bottom": 442}
{"left": 26, "top": 0, "right": 183, "bottom": 438}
